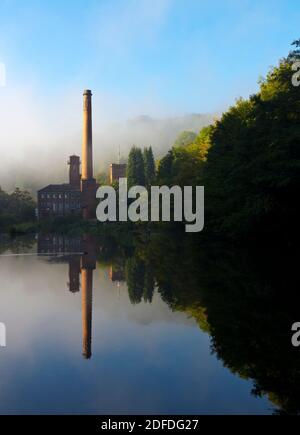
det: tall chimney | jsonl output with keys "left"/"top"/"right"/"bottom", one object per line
{"left": 81, "top": 90, "right": 97, "bottom": 219}
{"left": 82, "top": 90, "right": 93, "bottom": 180}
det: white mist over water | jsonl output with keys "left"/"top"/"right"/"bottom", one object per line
{"left": 0, "top": 84, "right": 216, "bottom": 193}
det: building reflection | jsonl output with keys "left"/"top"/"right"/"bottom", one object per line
{"left": 109, "top": 265, "right": 125, "bottom": 283}
{"left": 37, "top": 234, "right": 96, "bottom": 359}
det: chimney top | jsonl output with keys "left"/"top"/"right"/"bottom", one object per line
{"left": 83, "top": 89, "right": 92, "bottom": 96}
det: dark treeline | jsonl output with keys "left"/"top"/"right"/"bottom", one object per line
{"left": 0, "top": 187, "right": 36, "bottom": 230}
{"left": 90, "top": 228, "right": 300, "bottom": 414}
{"left": 126, "top": 40, "right": 300, "bottom": 245}
{"left": 127, "top": 145, "right": 156, "bottom": 188}
{"left": 137, "top": 233, "right": 300, "bottom": 415}
{"left": 7, "top": 229, "right": 299, "bottom": 414}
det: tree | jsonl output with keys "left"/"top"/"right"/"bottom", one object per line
{"left": 155, "top": 40, "right": 299, "bottom": 245}
{"left": 204, "top": 46, "right": 300, "bottom": 242}
{"left": 96, "top": 171, "right": 109, "bottom": 186}
{"left": 143, "top": 146, "right": 156, "bottom": 187}
{"left": 143, "top": 264, "right": 155, "bottom": 303}
{"left": 0, "top": 187, "right": 36, "bottom": 228}
{"left": 174, "top": 130, "right": 197, "bottom": 148}
{"left": 127, "top": 146, "right": 145, "bottom": 188}
{"left": 156, "top": 150, "right": 174, "bottom": 186}
{"left": 192, "top": 125, "right": 213, "bottom": 161}
{"left": 126, "top": 256, "right": 145, "bottom": 304}
{"left": 288, "top": 38, "right": 300, "bottom": 61}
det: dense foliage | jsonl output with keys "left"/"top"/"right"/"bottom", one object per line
{"left": 204, "top": 55, "right": 299, "bottom": 242}
{"left": 156, "top": 41, "right": 300, "bottom": 244}
{"left": 126, "top": 146, "right": 146, "bottom": 188}
{"left": 127, "top": 145, "right": 156, "bottom": 189}
{"left": 173, "top": 130, "right": 197, "bottom": 148}
{"left": 143, "top": 146, "right": 156, "bottom": 187}
{"left": 0, "top": 187, "right": 36, "bottom": 229}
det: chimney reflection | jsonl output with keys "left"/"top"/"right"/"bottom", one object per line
{"left": 80, "top": 235, "right": 96, "bottom": 360}
{"left": 81, "top": 268, "right": 93, "bottom": 359}
{"left": 37, "top": 234, "right": 96, "bottom": 359}
{"left": 68, "top": 257, "right": 81, "bottom": 293}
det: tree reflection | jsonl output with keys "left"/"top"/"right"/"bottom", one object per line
{"left": 125, "top": 256, "right": 155, "bottom": 304}
{"left": 126, "top": 231, "right": 300, "bottom": 414}
{"left": 34, "top": 229, "right": 300, "bottom": 413}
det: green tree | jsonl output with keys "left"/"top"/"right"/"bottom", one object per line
{"left": 192, "top": 125, "right": 214, "bottom": 161}
{"left": 174, "top": 130, "right": 197, "bottom": 148}
{"left": 127, "top": 146, "right": 145, "bottom": 188}
{"left": 143, "top": 264, "right": 155, "bottom": 303}
{"left": 155, "top": 41, "right": 300, "bottom": 244}
{"left": 0, "top": 187, "right": 36, "bottom": 228}
{"left": 96, "top": 171, "right": 109, "bottom": 186}
{"left": 156, "top": 150, "right": 174, "bottom": 186}
{"left": 143, "top": 146, "right": 156, "bottom": 187}
{"left": 204, "top": 45, "right": 300, "bottom": 242}
{"left": 288, "top": 38, "right": 300, "bottom": 61}
{"left": 126, "top": 256, "right": 145, "bottom": 304}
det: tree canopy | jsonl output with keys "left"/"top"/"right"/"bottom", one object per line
{"left": 0, "top": 187, "right": 36, "bottom": 228}
{"left": 126, "top": 146, "right": 146, "bottom": 188}
{"left": 143, "top": 146, "right": 156, "bottom": 187}
{"left": 173, "top": 130, "right": 197, "bottom": 148}
{"left": 156, "top": 40, "right": 300, "bottom": 244}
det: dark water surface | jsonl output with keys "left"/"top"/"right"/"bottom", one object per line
{"left": 0, "top": 233, "right": 298, "bottom": 414}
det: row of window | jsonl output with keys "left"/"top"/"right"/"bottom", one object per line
{"left": 40, "top": 202, "right": 81, "bottom": 209}
{"left": 40, "top": 193, "right": 80, "bottom": 199}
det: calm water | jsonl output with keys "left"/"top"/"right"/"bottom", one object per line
{"left": 0, "top": 233, "right": 298, "bottom": 414}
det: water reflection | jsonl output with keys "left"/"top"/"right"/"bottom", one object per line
{"left": 0, "top": 231, "right": 299, "bottom": 414}
{"left": 38, "top": 234, "right": 97, "bottom": 359}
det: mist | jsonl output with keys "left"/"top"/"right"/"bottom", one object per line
{"left": 0, "top": 85, "right": 216, "bottom": 194}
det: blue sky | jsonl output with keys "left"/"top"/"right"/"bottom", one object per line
{"left": 0, "top": 0, "right": 299, "bottom": 189}
{"left": 0, "top": 0, "right": 299, "bottom": 114}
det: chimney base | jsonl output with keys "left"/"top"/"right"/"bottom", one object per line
{"left": 81, "top": 178, "right": 98, "bottom": 219}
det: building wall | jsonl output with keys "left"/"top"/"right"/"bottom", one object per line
{"left": 69, "top": 156, "right": 81, "bottom": 189}
{"left": 109, "top": 164, "right": 127, "bottom": 184}
{"left": 38, "top": 189, "right": 81, "bottom": 218}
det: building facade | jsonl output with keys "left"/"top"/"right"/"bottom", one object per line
{"left": 109, "top": 163, "right": 127, "bottom": 184}
{"left": 38, "top": 90, "right": 98, "bottom": 220}
{"left": 37, "top": 182, "right": 81, "bottom": 218}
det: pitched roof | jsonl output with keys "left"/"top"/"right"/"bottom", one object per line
{"left": 38, "top": 184, "right": 80, "bottom": 193}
